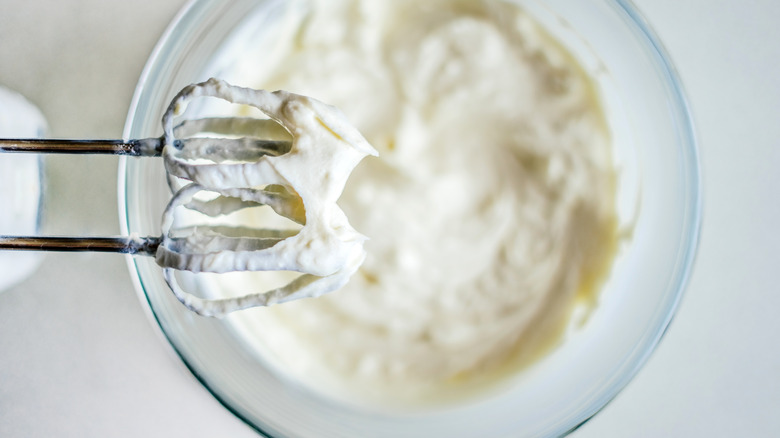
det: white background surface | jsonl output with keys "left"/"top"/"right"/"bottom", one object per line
{"left": 0, "top": 0, "right": 778, "bottom": 437}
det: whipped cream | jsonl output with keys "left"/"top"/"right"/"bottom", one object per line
{"left": 155, "top": 78, "right": 376, "bottom": 317}
{"left": 213, "top": 0, "right": 620, "bottom": 404}
{"left": 0, "top": 86, "right": 46, "bottom": 293}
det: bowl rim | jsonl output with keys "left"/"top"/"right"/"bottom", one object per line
{"left": 566, "top": 0, "right": 703, "bottom": 428}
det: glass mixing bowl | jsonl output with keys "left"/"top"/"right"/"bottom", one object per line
{"left": 119, "top": 0, "right": 700, "bottom": 436}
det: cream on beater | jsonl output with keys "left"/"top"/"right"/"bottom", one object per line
{"left": 154, "top": 79, "right": 377, "bottom": 317}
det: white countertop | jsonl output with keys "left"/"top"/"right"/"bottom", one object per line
{"left": 0, "top": 0, "right": 778, "bottom": 436}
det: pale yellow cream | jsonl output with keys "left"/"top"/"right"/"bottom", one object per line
{"left": 212, "top": 0, "right": 620, "bottom": 404}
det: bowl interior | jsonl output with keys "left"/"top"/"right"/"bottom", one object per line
{"left": 120, "top": 0, "right": 699, "bottom": 436}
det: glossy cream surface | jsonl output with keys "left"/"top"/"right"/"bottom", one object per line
{"left": 212, "top": 0, "right": 620, "bottom": 403}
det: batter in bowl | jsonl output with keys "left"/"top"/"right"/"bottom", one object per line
{"left": 209, "top": 0, "right": 620, "bottom": 405}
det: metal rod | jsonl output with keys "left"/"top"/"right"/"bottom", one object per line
{"left": 0, "top": 236, "right": 161, "bottom": 255}
{"left": 0, "top": 138, "right": 163, "bottom": 156}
